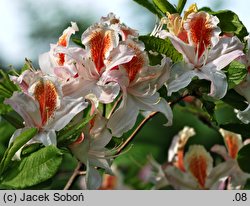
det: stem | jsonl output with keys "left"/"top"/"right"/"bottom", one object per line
{"left": 115, "top": 93, "right": 190, "bottom": 155}
{"left": 116, "top": 111, "right": 158, "bottom": 155}
{"left": 64, "top": 162, "right": 82, "bottom": 190}
{"left": 107, "top": 95, "right": 122, "bottom": 119}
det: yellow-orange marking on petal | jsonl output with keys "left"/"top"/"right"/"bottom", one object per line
{"left": 224, "top": 134, "right": 240, "bottom": 159}
{"left": 177, "top": 149, "right": 185, "bottom": 172}
{"left": 34, "top": 80, "right": 58, "bottom": 126}
{"left": 99, "top": 174, "right": 117, "bottom": 190}
{"left": 188, "top": 154, "right": 208, "bottom": 188}
{"left": 122, "top": 44, "right": 144, "bottom": 82}
{"left": 90, "top": 30, "right": 113, "bottom": 73}
{"left": 57, "top": 33, "right": 68, "bottom": 66}
{"left": 188, "top": 13, "right": 213, "bottom": 58}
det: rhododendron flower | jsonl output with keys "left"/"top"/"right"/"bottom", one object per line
{"left": 162, "top": 145, "right": 234, "bottom": 189}
{"left": 234, "top": 35, "right": 250, "bottom": 124}
{"left": 211, "top": 129, "right": 250, "bottom": 189}
{"left": 39, "top": 22, "right": 83, "bottom": 80}
{"left": 69, "top": 113, "right": 114, "bottom": 189}
{"left": 155, "top": 4, "right": 244, "bottom": 99}
{"left": 168, "top": 126, "right": 196, "bottom": 171}
{"left": 105, "top": 38, "right": 173, "bottom": 137}
{"left": 5, "top": 71, "right": 87, "bottom": 157}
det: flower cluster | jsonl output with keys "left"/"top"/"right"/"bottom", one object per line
{"left": 4, "top": 13, "right": 172, "bottom": 189}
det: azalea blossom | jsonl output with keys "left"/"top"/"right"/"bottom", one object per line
{"left": 39, "top": 22, "right": 83, "bottom": 80}
{"left": 211, "top": 129, "right": 250, "bottom": 189}
{"left": 69, "top": 113, "right": 114, "bottom": 189}
{"left": 234, "top": 35, "right": 250, "bottom": 124}
{"left": 106, "top": 38, "right": 173, "bottom": 137}
{"left": 143, "top": 127, "right": 234, "bottom": 189}
{"left": 154, "top": 4, "right": 244, "bottom": 99}
{"left": 4, "top": 70, "right": 87, "bottom": 159}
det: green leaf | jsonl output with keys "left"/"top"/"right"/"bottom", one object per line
{"left": 139, "top": 35, "right": 182, "bottom": 62}
{"left": 57, "top": 113, "right": 94, "bottom": 146}
{"left": 0, "top": 70, "right": 19, "bottom": 98}
{"left": 71, "top": 37, "right": 85, "bottom": 48}
{"left": 222, "top": 89, "right": 248, "bottom": 111}
{"left": 220, "top": 123, "right": 250, "bottom": 138}
{"left": 0, "top": 128, "right": 38, "bottom": 175}
{"left": 153, "top": 0, "right": 177, "bottom": 14}
{"left": 243, "top": 179, "right": 250, "bottom": 190}
{"left": 133, "top": 0, "right": 163, "bottom": 18}
{"left": 225, "top": 61, "right": 247, "bottom": 89}
{"left": 176, "top": 0, "right": 187, "bottom": 14}
{"left": 211, "top": 10, "right": 248, "bottom": 41}
{"left": 214, "top": 102, "right": 240, "bottom": 125}
{"left": 237, "top": 144, "right": 250, "bottom": 173}
{"left": 1, "top": 111, "right": 24, "bottom": 128}
{"left": 0, "top": 146, "right": 63, "bottom": 189}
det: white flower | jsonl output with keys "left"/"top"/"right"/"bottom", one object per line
{"left": 69, "top": 113, "right": 114, "bottom": 189}
{"left": 155, "top": 6, "right": 244, "bottom": 99}
{"left": 5, "top": 71, "right": 87, "bottom": 156}
{"left": 106, "top": 38, "right": 173, "bottom": 137}
{"left": 211, "top": 129, "right": 250, "bottom": 189}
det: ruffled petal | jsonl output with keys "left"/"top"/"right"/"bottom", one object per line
{"left": 196, "top": 66, "right": 228, "bottom": 99}
{"left": 167, "top": 62, "right": 196, "bottom": 96}
{"left": 107, "top": 93, "right": 139, "bottom": 137}
{"left": 4, "top": 92, "right": 42, "bottom": 127}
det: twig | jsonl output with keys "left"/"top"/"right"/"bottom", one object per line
{"left": 115, "top": 93, "right": 190, "bottom": 155}
{"left": 116, "top": 111, "right": 158, "bottom": 155}
{"left": 63, "top": 161, "right": 82, "bottom": 190}
{"left": 107, "top": 95, "right": 122, "bottom": 119}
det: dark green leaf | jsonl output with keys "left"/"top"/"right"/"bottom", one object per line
{"left": 57, "top": 113, "right": 94, "bottom": 146}
{"left": 153, "top": 0, "right": 177, "bottom": 14}
{"left": 133, "top": 0, "right": 163, "bottom": 18}
{"left": 71, "top": 37, "right": 85, "bottom": 48}
{"left": 237, "top": 144, "right": 250, "bottom": 173}
{"left": 21, "top": 143, "right": 43, "bottom": 157}
{"left": 211, "top": 10, "right": 248, "bottom": 41}
{"left": 220, "top": 123, "right": 250, "bottom": 138}
{"left": 1, "top": 111, "right": 24, "bottom": 128}
{"left": 243, "top": 179, "right": 250, "bottom": 189}
{"left": 176, "top": 0, "right": 187, "bottom": 14}
{"left": 214, "top": 102, "right": 240, "bottom": 125}
{"left": 0, "top": 70, "right": 19, "bottom": 98}
{"left": 139, "top": 35, "right": 182, "bottom": 62}
{"left": 222, "top": 89, "right": 248, "bottom": 111}
{"left": 0, "top": 146, "right": 63, "bottom": 189}
{"left": 225, "top": 61, "right": 247, "bottom": 89}
{"left": 0, "top": 128, "right": 38, "bottom": 175}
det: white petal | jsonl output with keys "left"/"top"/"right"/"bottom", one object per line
{"left": 46, "top": 96, "right": 88, "bottom": 131}
{"left": 167, "top": 62, "right": 196, "bottom": 96}
{"left": 86, "top": 162, "right": 102, "bottom": 190}
{"left": 207, "top": 36, "right": 244, "bottom": 70}
{"left": 196, "top": 67, "right": 228, "bottom": 99}
{"left": 4, "top": 92, "right": 42, "bottom": 127}
{"left": 236, "top": 104, "right": 250, "bottom": 124}
{"left": 107, "top": 93, "right": 139, "bottom": 137}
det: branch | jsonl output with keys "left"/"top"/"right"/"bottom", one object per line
{"left": 64, "top": 161, "right": 82, "bottom": 190}
{"left": 115, "top": 93, "right": 190, "bottom": 155}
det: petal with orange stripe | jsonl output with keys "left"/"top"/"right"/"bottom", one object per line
{"left": 82, "top": 28, "right": 119, "bottom": 73}
{"left": 184, "top": 12, "right": 220, "bottom": 59}
{"left": 57, "top": 22, "right": 79, "bottom": 66}
{"left": 184, "top": 145, "right": 213, "bottom": 189}
{"left": 32, "top": 79, "right": 60, "bottom": 126}
{"left": 219, "top": 129, "right": 243, "bottom": 159}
